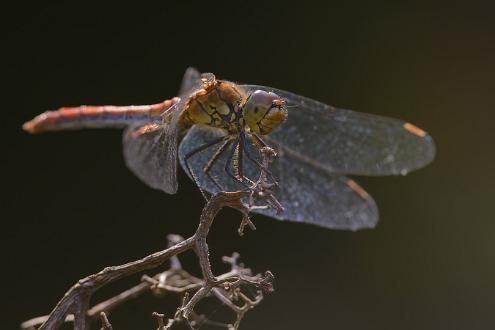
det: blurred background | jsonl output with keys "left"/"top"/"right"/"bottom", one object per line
{"left": 3, "top": 1, "right": 494, "bottom": 329}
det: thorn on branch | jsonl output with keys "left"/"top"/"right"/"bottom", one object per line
{"left": 222, "top": 252, "right": 241, "bottom": 271}
{"left": 259, "top": 271, "right": 275, "bottom": 293}
{"left": 152, "top": 312, "right": 174, "bottom": 330}
{"left": 99, "top": 312, "right": 113, "bottom": 330}
{"left": 238, "top": 212, "right": 256, "bottom": 236}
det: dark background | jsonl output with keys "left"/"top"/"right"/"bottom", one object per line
{"left": 4, "top": 1, "right": 494, "bottom": 329}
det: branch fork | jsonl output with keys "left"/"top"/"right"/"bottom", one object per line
{"left": 22, "top": 187, "right": 277, "bottom": 330}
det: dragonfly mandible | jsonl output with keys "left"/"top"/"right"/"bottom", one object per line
{"left": 23, "top": 68, "right": 435, "bottom": 231}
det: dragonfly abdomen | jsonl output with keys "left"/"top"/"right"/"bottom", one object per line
{"left": 23, "top": 98, "right": 179, "bottom": 134}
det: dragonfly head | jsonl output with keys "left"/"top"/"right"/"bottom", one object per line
{"left": 243, "top": 90, "right": 288, "bottom": 135}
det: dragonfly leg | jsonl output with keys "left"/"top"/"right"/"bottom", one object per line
{"left": 183, "top": 135, "right": 226, "bottom": 198}
{"left": 240, "top": 133, "right": 277, "bottom": 183}
{"left": 237, "top": 138, "right": 244, "bottom": 179}
{"left": 251, "top": 133, "right": 274, "bottom": 151}
{"left": 202, "top": 138, "right": 232, "bottom": 191}
{"left": 235, "top": 141, "right": 255, "bottom": 186}
{"left": 224, "top": 140, "right": 251, "bottom": 189}
{"left": 253, "top": 134, "right": 279, "bottom": 184}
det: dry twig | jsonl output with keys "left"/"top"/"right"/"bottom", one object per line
{"left": 22, "top": 187, "right": 276, "bottom": 330}
{"left": 21, "top": 141, "right": 280, "bottom": 330}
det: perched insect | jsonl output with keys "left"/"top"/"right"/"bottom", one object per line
{"left": 23, "top": 68, "right": 435, "bottom": 230}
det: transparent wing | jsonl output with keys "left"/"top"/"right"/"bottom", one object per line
{"left": 178, "top": 125, "right": 378, "bottom": 230}
{"left": 178, "top": 126, "right": 247, "bottom": 192}
{"left": 123, "top": 117, "right": 179, "bottom": 194}
{"left": 122, "top": 68, "right": 205, "bottom": 194}
{"left": 254, "top": 138, "right": 378, "bottom": 230}
{"left": 241, "top": 85, "right": 436, "bottom": 176}
{"left": 179, "top": 67, "right": 202, "bottom": 97}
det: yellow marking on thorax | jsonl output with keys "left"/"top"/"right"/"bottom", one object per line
{"left": 403, "top": 122, "right": 427, "bottom": 137}
{"left": 182, "top": 79, "right": 247, "bottom": 132}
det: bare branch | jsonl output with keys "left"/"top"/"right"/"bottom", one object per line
{"left": 34, "top": 236, "right": 195, "bottom": 330}
{"left": 73, "top": 294, "right": 90, "bottom": 330}
{"left": 22, "top": 147, "right": 282, "bottom": 330}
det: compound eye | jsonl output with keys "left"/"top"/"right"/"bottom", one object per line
{"left": 243, "top": 90, "right": 287, "bottom": 135}
{"left": 249, "top": 90, "right": 279, "bottom": 108}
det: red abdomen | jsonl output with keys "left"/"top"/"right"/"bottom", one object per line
{"left": 23, "top": 97, "right": 179, "bottom": 134}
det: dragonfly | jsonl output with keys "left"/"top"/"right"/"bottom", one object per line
{"left": 23, "top": 67, "right": 435, "bottom": 231}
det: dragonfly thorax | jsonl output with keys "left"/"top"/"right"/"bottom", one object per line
{"left": 182, "top": 76, "right": 288, "bottom": 137}
{"left": 182, "top": 78, "right": 246, "bottom": 133}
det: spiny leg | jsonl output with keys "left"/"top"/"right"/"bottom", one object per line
{"left": 241, "top": 132, "right": 282, "bottom": 209}
{"left": 240, "top": 132, "right": 276, "bottom": 183}
{"left": 237, "top": 137, "right": 244, "bottom": 179}
{"left": 224, "top": 140, "right": 251, "bottom": 189}
{"left": 252, "top": 132, "right": 278, "bottom": 178}
{"left": 202, "top": 138, "right": 232, "bottom": 191}
{"left": 235, "top": 139, "right": 255, "bottom": 186}
{"left": 184, "top": 135, "right": 226, "bottom": 199}
{"left": 251, "top": 132, "right": 270, "bottom": 148}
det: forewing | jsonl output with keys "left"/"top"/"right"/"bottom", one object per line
{"left": 123, "top": 115, "right": 179, "bottom": 194}
{"left": 242, "top": 85, "right": 436, "bottom": 176}
{"left": 178, "top": 125, "right": 378, "bottom": 230}
{"left": 179, "top": 67, "right": 202, "bottom": 97}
